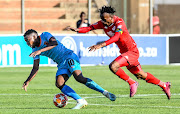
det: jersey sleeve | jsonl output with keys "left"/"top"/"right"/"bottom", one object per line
{"left": 78, "top": 21, "right": 102, "bottom": 33}
{"left": 105, "top": 32, "right": 121, "bottom": 46}
{"left": 90, "top": 21, "right": 103, "bottom": 30}
{"left": 115, "top": 21, "right": 124, "bottom": 35}
{"left": 32, "top": 48, "right": 40, "bottom": 60}
{"left": 41, "top": 32, "right": 53, "bottom": 41}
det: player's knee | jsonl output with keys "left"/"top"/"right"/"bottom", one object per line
{"left": 109, "top": 62, "right": 119, "bottom": 73}
{"left": 55, "top": 82, "right": 65, "bottom": 90}
{"left": 74, "top": 73, "right": 87, "bottom": 84}
{"left": 134, "top": 74, "right": 145, "bottom": 80}
{"left": 136, "top": 76, "right": 142, "bottom": 80}
{"left": 134, "top": 71, "right": 147, "bottom": 80}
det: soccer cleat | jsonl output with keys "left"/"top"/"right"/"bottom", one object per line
{"left": 72, "top": 99, "right": 88, "bottom": 109}
{"left": 162, "top": 82, "right": 171, "bottom": 100}
{"left": 130, "top": 81, "right": 139, "bottom": 97}
{"left": 103, "top": 90, "right": 116, "bottom": 101}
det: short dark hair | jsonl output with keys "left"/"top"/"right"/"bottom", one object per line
{"left": 23, "top": 29, "right": 38, "bottom": 38}
{"left": 80, "top": 11, "right": 86, "bottom": 18}
{"left": 99, "top": 6, "right": 116, "bottom": 20}
{"left": 23, "top": 29, "right": 38, "bottom": 47}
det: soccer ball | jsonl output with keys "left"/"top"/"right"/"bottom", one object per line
{"left": 53, "top": 93, "right": 68, "bottom": 108}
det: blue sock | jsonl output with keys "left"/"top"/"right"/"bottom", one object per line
{"left": 85, "top": 78, "right": 105, "bottom": 93}
{"left": 61, "top": 85, "right": 82, "bottom": 100}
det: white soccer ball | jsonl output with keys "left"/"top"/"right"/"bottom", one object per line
{"left": 53, "top": 93, "right": 68, "bottom": 108}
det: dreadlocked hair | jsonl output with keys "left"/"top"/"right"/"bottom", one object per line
{"left": 23, "top": 29, "right": 38, "bottom": 38}
{"left": 99, "top": 6, "right": 116, "bottom": 15}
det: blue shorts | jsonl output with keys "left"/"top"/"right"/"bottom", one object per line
{"left": 56, "top": 53, "right": 82, "bottom": 77}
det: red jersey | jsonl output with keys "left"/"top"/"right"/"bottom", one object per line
{"left": 78, "top": 16, "right": 138, "bottom": 54}
{"left": 153, "top": 16, "right": 160, "bottom": 34}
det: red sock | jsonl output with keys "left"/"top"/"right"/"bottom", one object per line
{"left": 145, "top": 72, "right": 166, "bottom": 89}
{"left": 115, "top": 67, "right": 135, "bottom": 85}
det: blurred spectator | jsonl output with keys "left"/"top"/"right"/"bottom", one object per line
{"left": 77, "top": 12, "right": 90, "bottom": 28}
{"left": 152, "top": 9, "right": 160, "bottom": 34}
{"left": 76, "top": 12, "right": 97, "bottom": 34}
{"left": 143, "top": 9, "right": 160, "bottom": 34}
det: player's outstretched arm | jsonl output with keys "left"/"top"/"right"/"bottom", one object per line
{"left": 66, "top": 26, "right": 95, "bottom": 33}
{"left": 66, "top": 26, "right": 79, "bottom": 32}
{"left": 29, "top": 37, "right": 58, "bottom": 57}
{"left": 105, "top": 32, "right": 121, "bottom": 46}
{"left": 67, "top": 21, "right": 101, "bottom": 33}
{"left": 22, "top": 59, "right": 40, "bottom": 91}
{"left": 89, "top": 42, "right": 106, "bottom": 52}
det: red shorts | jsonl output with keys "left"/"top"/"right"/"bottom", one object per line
{"left": 153, "top": 26, "right": 160, "bottom": 34}
{"left": 115, "top": 50, "right": 142, "bottom": 74}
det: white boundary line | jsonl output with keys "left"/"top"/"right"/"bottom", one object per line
{"left": 68, "top": 102, "right": 180, "bottom": 109}
{"left": 67, "top": 101, "right": 180, "bottom": 109}
{"left": 0, "top": 93, "right": 180, "bottom": 109}
{"left": 0, "top": 93, "right": 180, "bottom": 96}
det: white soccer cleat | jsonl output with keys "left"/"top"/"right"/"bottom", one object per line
{"left": 103, "top": 90, "right": 116, "bottom": 101}
{"left": 72, "top": 99, "right": 88, "bottom": 109}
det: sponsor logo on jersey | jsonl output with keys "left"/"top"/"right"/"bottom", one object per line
{"left": 112, "top": 26, "right": 116, "bottom": 31}
{"left": 107, "top": 31, "right": 115, "bottom": 37}
{"left": 61, "top": 36, "right": 77, "bottom": 54}
{"left": 115, "top": 28, "right": 123, "bottom": 35}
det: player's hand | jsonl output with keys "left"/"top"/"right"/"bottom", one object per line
{"left": 22, "top": 81, "right": 29, "bottom": 92}
{"left": 89, "top": 42, "right": 106, "bottom": 52}
{"left": 29, "top": 50, "right": 41, "bottom": 57}
{"left": 88, "top": 44, "right": 102, "bottom": 52}
{"left": 66, "top": 26, "right": 78, "bottom": 32}
{"left": 84, "top": 20, "right": 88, "bottom": 23}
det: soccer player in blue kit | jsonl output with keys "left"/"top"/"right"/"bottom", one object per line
{"left": 22, "top": 29, "right": 116, "bottom": 109}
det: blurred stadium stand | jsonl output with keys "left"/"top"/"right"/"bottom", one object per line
{"left": 0, "top": 0, "right": 179, "bottom": 34}
{"left": 0, "top": 0, "right": 106, "bottom": 34}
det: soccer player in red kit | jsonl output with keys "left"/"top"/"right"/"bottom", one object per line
{"left": 67, "top": 6, "right": 171, "bottom": 99}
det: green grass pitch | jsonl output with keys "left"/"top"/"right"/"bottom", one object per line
{"left": 0, "top": 65, "right": 180, "bottom": 114}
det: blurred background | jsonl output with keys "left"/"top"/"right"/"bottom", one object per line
{"left": 0, "top": 0, "right": 180, "bottom": 67}
{"left": 0, "top": 0, "right": 179, "bottom": 35}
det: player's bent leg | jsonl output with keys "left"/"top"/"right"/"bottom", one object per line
{"left": 85, "top": 78, "right": 116, "bottom": 101}
{"left": 127, "top": 64, "right": 145, "bottom": 97}
{"left": 73, "top": 70, "right": 87, "bottom": 84}
{"left": 56, "top": 75, "right": 87, "bottom": 109}
{"left": 68, "top": 58, "right": 116, "bottom": 101}
{"left": 56, "top": 75, "right": 82, "bottom": 101}
{"left": 110, "top": 56, "right": 137, "bottom": 97}
{"left": 145, "top": 72, "right": 171, "bottom": 99}
{"left": 110, "top": 56, "right": 136, "bottom": 86}
{"left": 73, "top": 71, "right": 116, "bottom": 101}
{"left": 134, "top": 71, "right": 171, "bottom": 99}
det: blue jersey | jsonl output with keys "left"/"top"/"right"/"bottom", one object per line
{"left": 33, "top": 32, "right": 73, "bottom": 64}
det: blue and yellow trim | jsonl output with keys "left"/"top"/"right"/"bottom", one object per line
{"left": 115, "top": 28, "right": 123, "bottom": 35}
